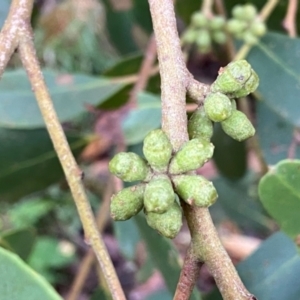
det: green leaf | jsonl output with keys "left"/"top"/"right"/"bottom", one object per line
{"left": 212, "top": 174, "right": 272, "bottom": 233}
{"left": 134, "top": 214, "right": 202, "bottom": 300}
{"left": 145, "top": 289, "right": 172, "bottom": 300}
{"left": 103, "top": 53, "right": 143, "bottom": 77}
{"left": 28, "top": 236, "right": 75, "bottom": 283}
{"left": 7, "top": 197, "right": 54, "bottom": 228}
{"left": 0, "top": 69, "right": 124, "bottom": 128}
{"left": 246, "top": 32, "right": 300, "bottom": 127}
{"left": 113, "top": 218, "right": 141, "bottom": 260}
{"left": 0, "top": 0, "right": 10, "bottom": 28}
{"left": 122, "top": 92, "right": 161, "bottom": 145}
{"left": 102, "top": 0, "right": 138, "bottom": 54}
{"left": 207, "top": 232, "right": 300, "bottom": 300}
{"left": 0, "top": 128, "right": 87, "bottom": 202}
{"left": 212, "top": 123, "right": 247, "bottom": 180}
{"left": 256, "top": 101, "right": 299, "bottom": 164}
{"left": 238, "top": 232, "right": 300, "bottom": 299}
{"left": 0, "top": 228, "right": 36, "bottom": 261}
{"left": 0, "top": 246, "right": 62, "bottom": 300}
{"left": 132, "top": 0, "right": 153, "bottom": 34}
{"left": 258, "top": 159, "right": 300, "bottom": 238}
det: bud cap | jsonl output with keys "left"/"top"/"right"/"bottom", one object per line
{"left": 146, "top": 202, "right": 183, "bottom": 239}
{"left": 169, "top": 139, "right": 214, "bottom": 175}
{"left": 221, "top": 110, "right": 255, "bottom": 141}
{"left": 109, "top": 152, "right": 150, "bottom": 182}
{"left": 110, "top": 184, "right": 145, "bottom": 221}
{"left": 144, "top": 175, "right": 175, "bottom": 214}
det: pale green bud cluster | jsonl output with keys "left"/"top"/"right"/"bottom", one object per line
{"left": 227, "top": 4, "right": 267, "bottom": 45}
{"left": 109, "top": 129, "right": 217, "bottom": 239}
{"left": 182, "top": 12, "right": 227, "bottom": 54}
{"left": 189, "top": 60, "right": 257, "bottom": 141}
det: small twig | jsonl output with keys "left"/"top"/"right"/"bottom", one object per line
{"left": 214, "top": 0, "right": 236, "bottom": 59}
{"left": 128, "top": 34, "right": 157, "bottom": 106}
{"left": 202, "top": 0, "right": 214, "bottom": 18}
{"left": 67, "top": 177, "right": 114, "bottom": 300}
{"left": 0, "top": 0, "right": 33, "bottom": 77}
{"left": 173, "top": 247, "right": 203, "bottom": 300}
{"left": 282, "top": 0, "right": 298, "bottom": 37}
{"left": 234, "top": 0, "right": 279, "bottom": 60}
{"left": 186, "top": 77, "right": 211, "bottom": 104}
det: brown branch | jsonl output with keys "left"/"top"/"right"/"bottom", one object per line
{"left": 282, "top": 0, "right": 298, "bottom": 37}
{"left": 148, "top": 0, "right": 255, "bottom": 299}
{"left": 173, "top": 247, "right": 203, "bottom": 300}
{"left": 0, "top": 0, "right": 33, "bottom": 76}
{"left": 149, "top": 0, "right": 189, "bottom": 151}
{"left": 0, "top": 0, "right": 125, "bottom": 297}
{"left": 128, "top": 34, "right": 157, "bottom": 106}
{"left": 67, "top": 177, "right": 114, "bottom": 300}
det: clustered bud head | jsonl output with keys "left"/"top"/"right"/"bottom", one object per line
{"left": 109, "top": 152, "right": 150, "bottom": 182}
{"left": 211, "top": 60, "right": 259, "bottom": 98}
{"left": 109, "top": 57, "right": 259, "bottom": 238}
{"left": 169, "top": 138, "right": 214, "bottom": 175}
{"left": 145, "top": 202, "right": 183, "bottom": 239}
{"left": 227, "top": 4, "right": 267, "bottom": 45}
{"left": 143, "top": 129, "right": 172, "bottom": 172}
{"left": 181, "top": 11, "right": 227, "bottom": 54}
{"left": 110, "top": 185, "right": 145, "bottom": 221}
{"left": 144, "top": 175, "right": 175, "bottom": 214}
{"left": 173, "top": 175, "right": 218, "bottom": 207}
{"left": 204, "top": 92, "right": 232, "bottom": 122}
{"left": 221, "top": 110, "right": 255, "bottom": 141}
{"left": 188, "top": 106, "right": 214, "bottom": 141}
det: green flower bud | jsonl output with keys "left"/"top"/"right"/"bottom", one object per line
{"left": 196, "top": 29, "right": 211, "bottom": 48}
{"left": 250, "top": 21, "right": 267, "bottom": 37}
{"left": 230, "top": 69, "right": 259, "bottom": 98}
{"left": 243, "top": 32, "right": 259, "bottom": 45}
{"left": 209, "top": 16, "right": 226, "bottom": 30}
{"left": 232, "top": 4, "right": 257, "bottom": 21}
{"left": 109, "top": 152, "right": 150, "bottom": 182}
{"left": 232, "top": 5, "right": 245, "bottom": 20}
{"left": 146, "top": 202, "right": 182, "bottom": 239}
{"left": 143, "top": 129, "right": 172, "bottom": 172}
{"left": 173, "top": 175, "right": 218, "bottom": 207}
{"left": 191, "top": 12, "right": 208, "bottom": 27}
{"left": 226, "top": 19, "right": 247, "bottom": 34}
{"left": 221, "top": 110, "right": 255, "bottom": 141}
{"left": 212, "top": 31, "right": 227, "bottom": 44}
{"left": 242, "top": 4, "right": 257, "bottom": 22}
{"left": 204, "top": 92, "right": 233, "bottom": 122}
{"left": 169, "top": 138, "right": 214, "bottom": 174}
{"left": 110, "top": 184, "right": 145, "bottom": 221}
{"left": 211, "top": 60, "right": 256, "bottom": 96}
{"left": 144, "top": 175, "right": 175, "bottom": 214}
{"left": 188, "top": 106, "right": 214, "bottom": 141}
{"left": 182, "top": 29, "right": 198, "bottom": 44}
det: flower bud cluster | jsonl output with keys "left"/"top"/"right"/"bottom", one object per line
{"left": 189, "top": 60, "right": 257, "bottom": 142}
{"left": 109, "top": 129, "right": 217, "bottom": 239}
{"left": 227, "top": 4, "right": 267, "bottom": 45}
{"left": 181, "top": 12, "right": 227, "bottom": 54}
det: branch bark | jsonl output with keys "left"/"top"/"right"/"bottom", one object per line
{"left": 0, "top": 0, "right": 126, "bottom": 299}
{"left": 148, "top": 1, "right": 255, "bottom": 299}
